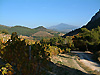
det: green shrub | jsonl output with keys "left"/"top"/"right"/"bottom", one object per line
{"left": 2, "top": 29, "right": 9, "bottom": 34}
{"left": 66, "top": 48, "right": 71, "bottom": 53}
{"left": 46, "top": 46, "right": 61, "bottom": 57}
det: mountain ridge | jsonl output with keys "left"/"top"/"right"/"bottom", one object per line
{"left": 63, "top": 9, "right": 100, "bottom": 37}
{"left": 0, "top": 25, "right": 64, "bottom": 40}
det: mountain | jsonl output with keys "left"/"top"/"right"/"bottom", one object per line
{"left": 47, "top": 23, "right": 79, "bottom": 33}
{"left": 63, "top": 9, "right": 100, "bottom": 37}
{"left": 0, "top": 25, "right": 64, "bottom": 40}
{"left": 83, "top": 9, "right": 100, "bottom": 30}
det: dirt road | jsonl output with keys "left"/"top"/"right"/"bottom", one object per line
{"left": 51, "top": 53, "right": 87, "bottom": 73}
{"left": 71, "top": 51, "right": 100, "bottom": 72}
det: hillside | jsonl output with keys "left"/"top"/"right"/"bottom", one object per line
{"left": 0, "top": 25, "right": 64, "bottom": 40}
{"left": 32, "top": 31, "right": 54, "bottom": 37}
{"left": 47, "top": 23, "right": 78, "bottom": 33}
{"left": 63, "top": 9, "right": 100, "bottom": 37}
{"left": 0, "top": 25, "right": 10, "bottom": 30}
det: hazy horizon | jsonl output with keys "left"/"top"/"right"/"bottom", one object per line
{"left": 0, "top": 0, "right": 100, "bottom": 28}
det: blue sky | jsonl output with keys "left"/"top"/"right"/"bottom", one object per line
{"left": 0, "top": 0, "right": 100, "bottom": 28}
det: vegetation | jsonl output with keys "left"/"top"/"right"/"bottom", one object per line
{"left": 1, "top": 29, "right": 9, "bottom": 34}
{"left": 40, "top": 36, "right": 74, "bottom": 54}
{"left": 0, "top": 25, "right": 63, "bottom": 40}
{"left": 0, "top": 25, "right": 100, "bottom": 74}
{"left": 0, "top": 31, "right": 75, "bottom": 74}
{"left": 0, "top": 29, "right": 9, "bottom": 34}
{"left": 0, "top": 32, "right": 50, "bottom": 75}
{"left": 73, "top": 26, "right": 100, "bottom": 62}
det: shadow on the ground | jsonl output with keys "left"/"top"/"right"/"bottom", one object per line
{"left": 58, "top": 54, "right": 73, "bottom": 59}
{"left": 47, "top": 61, "right": 94, "bottom": 75}
{"left": 0, "top": 57, "right": 95, "bottom": 75}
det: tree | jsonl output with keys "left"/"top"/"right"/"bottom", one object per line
{"left": 73, "top": 26, "right": 100, "bottom": 51}
{"left": 11, "top": 32, "right": 19, "bottom": 41}
{"left": 2, "top": 29, "right": 9, "bottom": 34}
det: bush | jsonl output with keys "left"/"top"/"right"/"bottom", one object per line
{"left": 66, "top": 48, "right": 71, "bottom": 53}
{"left": 2, "top": 29, "right": 9, "bottom": 34}
{"left": 45, "top": 46, "right": 61, "bottom": 57}
{"left": 94, "top": 51, "right": 100, "bottom": 62}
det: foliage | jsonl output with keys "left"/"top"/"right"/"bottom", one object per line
{"left": 44, "top": 45, "right": 61, "bottom": 56}
{"left": 40, "top": 36, "right": 73, "bottom": 55}
{"left": 1, "top": 29, "right": 9, "bottom": 34}
{"left": 66, "top": 48, "right": 71, "bottom": 53}
{"left": 0, "top": 29, "right": 2, "bottom": 33}
{"left": 0, "top": 32, "right": 50, "bottom": 75}
{"left": 0, "top": 29, "right": 9, "bottom": 34}
{"left": 93, "top": 51, "right": 100, "bottom": 62}
{"left": 0, "top": 63, "right": 14, "bottom": 75}
{"left": 73, "top": 26, "right": 100, "bottom": 62}
{"left": 0, "top": 39, "right": 4, "bottom": 50}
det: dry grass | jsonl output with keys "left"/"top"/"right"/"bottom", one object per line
{"left": 32, "top": 31, "right": 54, "bottom": 37}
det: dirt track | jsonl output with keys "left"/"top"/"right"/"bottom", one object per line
{"left": 51, "top": 53, "right": 87, "bottom": 73}
{"left": 71, "top": 51, "right": 100, "bottom": 72}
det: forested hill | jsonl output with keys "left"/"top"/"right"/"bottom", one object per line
{"left": 63, "top": 9, "right": 100, "bottom": 37}
{"left": 0, "top": 25, "right": 64, "bottom": 39}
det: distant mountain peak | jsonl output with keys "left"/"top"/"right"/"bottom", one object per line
{"left": 47, "top": 23, "right": 78, "bottom": 33}
{"left": 59, "top": 23, "right": 66, "bottom": 25}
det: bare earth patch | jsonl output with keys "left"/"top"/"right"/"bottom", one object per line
{"left": 51, "top": 53, "right": 88, "bottom": 74}
{"left": 71, "top": 51, "right": 100, "bottom": 74}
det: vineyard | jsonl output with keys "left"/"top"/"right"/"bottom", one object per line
{"left": 0, "top": 32, "right": 51, "bottom": 75}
